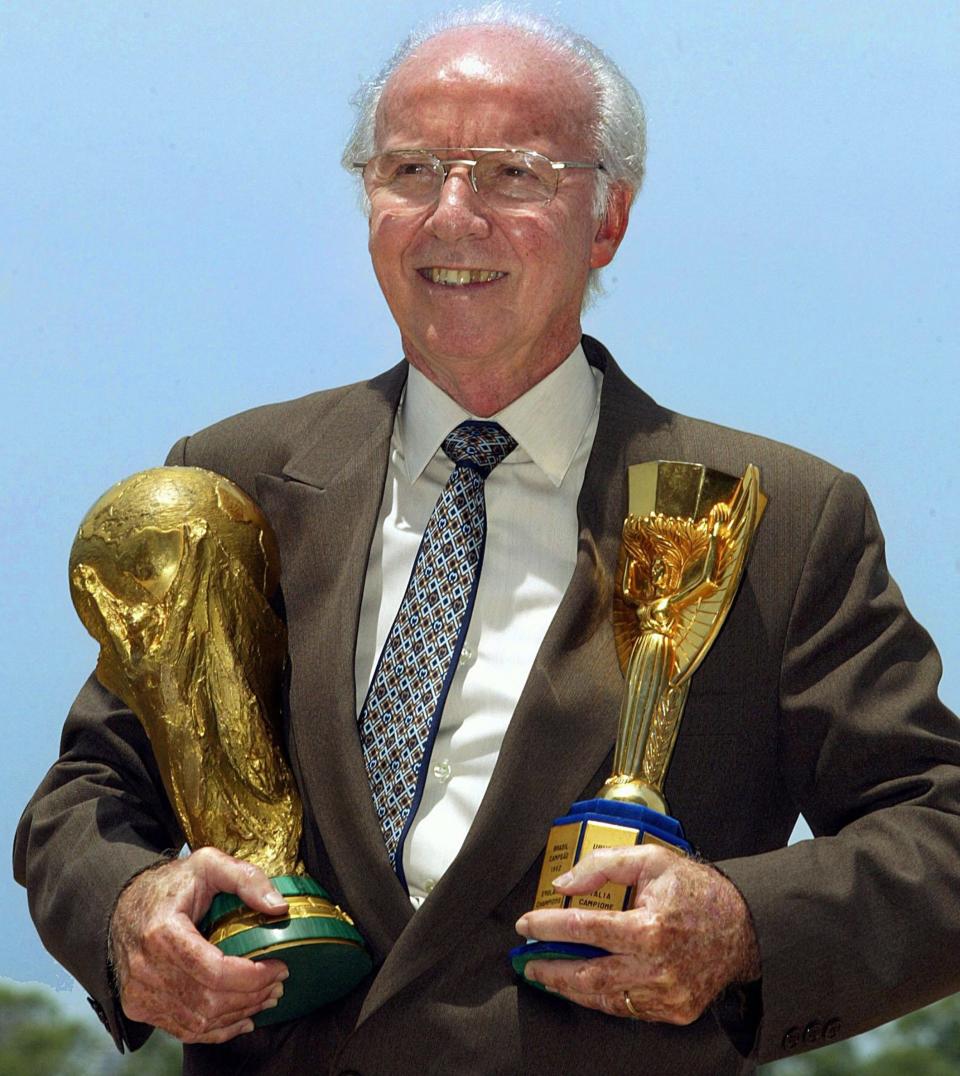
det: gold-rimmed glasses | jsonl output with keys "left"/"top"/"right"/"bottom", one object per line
{"left": 353, "top": 148, "right": 604, "bottom": 209}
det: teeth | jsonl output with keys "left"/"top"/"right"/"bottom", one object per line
{"left": 427, "top": 268, "right": 505, "bottom": 285}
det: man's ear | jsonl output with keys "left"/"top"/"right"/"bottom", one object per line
{"left": 590, "top": 182, "right": 632, "bottom": 269}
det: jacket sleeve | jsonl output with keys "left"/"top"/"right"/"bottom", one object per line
{"left": 13, "top": 677, "right": 183, "bottom": 1050}
{"left": 12, "top": 437, "right": 192, "bottom": 1051}
{"left": 718, "top": 471, "right": 960, "bottom": 1063}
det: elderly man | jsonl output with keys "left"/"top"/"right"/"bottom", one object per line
{"left": 15, "top": 10, "right": 960, "bottom": 1076}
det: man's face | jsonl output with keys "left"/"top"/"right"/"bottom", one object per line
{"left": 366, "top": 29, "right": 629, "bottom": 410}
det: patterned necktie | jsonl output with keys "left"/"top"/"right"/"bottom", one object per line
{"left": 359, "top": 420, "right": 517, "bottom": 872}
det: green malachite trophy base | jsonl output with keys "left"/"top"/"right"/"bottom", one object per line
{"left": 199, "top": 875, "right": 372, "bottom": 1027}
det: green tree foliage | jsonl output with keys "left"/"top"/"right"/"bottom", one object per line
{"left": 0, "top": 983, "right": 103, "bottom": 1076}
{"left": 761, "top": 1038, "right": 860, "bottom": 1076}
{"left": 0, "top": 982, "right": 181, "bottom": 1076}
{"left": 761, "top": 994, "right": 960, "bottom": 1076}
{"left": 891, "top": 992, "right": 960, "bottom": 1066}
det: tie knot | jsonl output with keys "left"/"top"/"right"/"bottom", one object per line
{"left": 442, "top": 421, "right": 517, "bottom": 476}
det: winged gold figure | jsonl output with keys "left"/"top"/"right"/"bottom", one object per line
{"left": 601, "top": 463, "right": 763, "bottom": 813}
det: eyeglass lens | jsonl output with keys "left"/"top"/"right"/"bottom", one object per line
{"left": 364, "top": 151, "right": 558, "bottom": 206}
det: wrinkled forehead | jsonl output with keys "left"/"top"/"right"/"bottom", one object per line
{"left": 375, "top": 27, "right": 599, "bottom": 154}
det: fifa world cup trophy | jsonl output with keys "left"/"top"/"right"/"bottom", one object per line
{"left": 70, "top": 466, "right": 371, "bottom": 1026}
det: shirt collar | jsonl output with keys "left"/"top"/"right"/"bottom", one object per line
{"left": 397, "top": 342, "right": 600, "bottom": 488}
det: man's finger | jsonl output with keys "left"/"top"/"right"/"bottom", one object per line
{"left": 521, "top": 952, "right": 639, "bottom": 996}
{"left": 521, "top": 958, "right": 708, "bottom": 1026}
{"left": 158, "top": 914, "right": 289, "bottom": 993}
{"left": 549, "top": 844, "right": 678, "bottom": 895}
{"left": 122, "top": 957, "right": 286, "bottom": 1034}
{"left": 515, "top": 906, "right": 644, "bottom": 954}
{"left": 530, "top": 981, "right": 636, "bottom": 1021}
{"left": 153, "top": 1012, "right": 257, "bottom": 1046}
{"left": 186, "top": 977, "right": 286, "bottom": 1027}
{"left": 540, "top": 982, "right": 692, "bottom": 1025}
{"left": 183, "top": 1016, "right": 257, "bottom": 1046}
{"left": 188, "top": 847, "right": 288, "bottom": 918}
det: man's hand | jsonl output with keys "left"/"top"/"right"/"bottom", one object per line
{"left": 110, "top": 847, "right": 290, "bottom": 1043}
{"left": 515, "top": 845, "right": 760, "bottom": 1024}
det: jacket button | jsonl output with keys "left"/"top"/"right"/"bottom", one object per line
{"left": 782, "top": 1026, "right": 801, "bottom": 1051}
{"left": 824, "top": 1017, "right": 842, "bottom": 1041}
{"left": 803, "top": 1020, "right": 823, "bottom": 1044}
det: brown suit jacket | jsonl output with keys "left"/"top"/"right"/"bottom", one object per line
{"left": 15, "top": 338, "right": 960, "bottom": 1074}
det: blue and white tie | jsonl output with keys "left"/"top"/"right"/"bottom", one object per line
{"left": 359, "top": 420, "right": 517, "bottom": 872}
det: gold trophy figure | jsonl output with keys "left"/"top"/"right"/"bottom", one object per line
{"left": 70, "top": 467, "right": 371, "bottom": 1026}
{"left": 603, "top": 464, "right": 762, "bottom": 811}
{"left": 512, "top": 461, "right": 764, "bottom": 976}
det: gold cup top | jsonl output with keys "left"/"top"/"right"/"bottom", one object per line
{"left": 69, "top": 467, "right": 302, "bottom": 877}
{"left": 70, "top": 466, "right": 280, "bottom": 620}
{"left": 627, "top": 460, "right": 766, "bottom": 525}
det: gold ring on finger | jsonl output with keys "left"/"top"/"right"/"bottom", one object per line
{"left": 623, "top": 991, "right": 643, "bottom": 1019}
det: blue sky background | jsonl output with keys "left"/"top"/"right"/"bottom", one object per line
{"left": 2, "top": 0, "right": 957, "bottom": 1024}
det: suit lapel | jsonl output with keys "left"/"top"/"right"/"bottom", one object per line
{"left": 255, "top": 364, "right": 416, "bottom": 957}
{"left": 357, "top": 340, "right": 685, "bottom": 1022}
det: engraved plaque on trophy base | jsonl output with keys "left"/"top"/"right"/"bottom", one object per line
{"left": 509, "top": 799, "right": 691, "bottom": 977}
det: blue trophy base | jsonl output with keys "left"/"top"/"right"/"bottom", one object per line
{"left": 510, "top": 798, "right": 691, "bottom": 979}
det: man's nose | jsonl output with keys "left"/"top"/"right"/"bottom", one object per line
{"left": 423, "top": 167, "right": 491, "bottom": 243}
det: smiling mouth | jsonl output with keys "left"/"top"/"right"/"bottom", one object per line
{"left": 419, "top": 268, "right": 507, "bottom": 286}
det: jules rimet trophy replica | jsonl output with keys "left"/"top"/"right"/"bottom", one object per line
{"left": 69, "top": 466, "right": 371, "bottom": 1025}
{"left": 512, "top": 460, "right": 765, "bottom": 975}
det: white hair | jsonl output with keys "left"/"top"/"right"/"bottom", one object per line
{"left": 341, "top": 3, "right": 646, "bottom": 306}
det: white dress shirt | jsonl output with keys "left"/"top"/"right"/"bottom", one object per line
{"left": 354, "top": 344, "right": 602, "bottom": 906}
